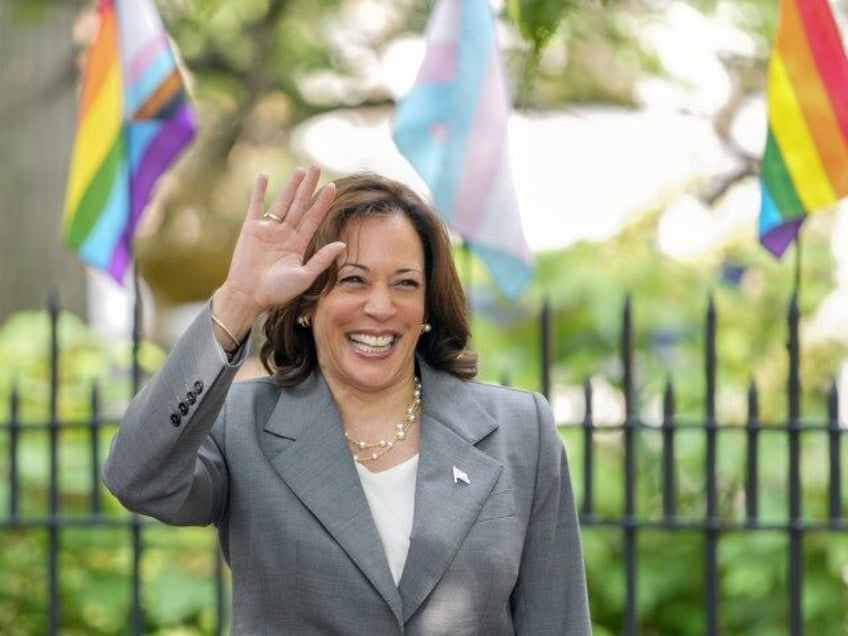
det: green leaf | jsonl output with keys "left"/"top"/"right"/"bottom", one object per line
{"left": 506, "top": 0, "right": 571, "bottom": 53}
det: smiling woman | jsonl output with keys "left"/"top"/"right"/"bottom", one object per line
{"left": 260, "top": 172, "right": 476, "bottom": 392}
{"left": 102, "top": 166, "right": 592, "bottom": 634}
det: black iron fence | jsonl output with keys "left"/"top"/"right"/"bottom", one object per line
{"left": 1, "top": 294, "right": 846, "bottom": 634}
{"left": 0, "top": 297, "right": 227, "bottom": 635}
{"left": 551, "top": 295, "right": 847, "bottom": 635}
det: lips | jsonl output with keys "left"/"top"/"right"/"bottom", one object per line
{"left": 348, "top": 332, "right": 397, "bottom": 355}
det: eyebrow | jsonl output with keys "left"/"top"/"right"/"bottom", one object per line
{"left": 339, "top": 262, "right": 423, "bottom": 275}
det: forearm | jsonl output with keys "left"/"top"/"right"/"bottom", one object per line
{"left": 102, "top": 304, "right": 245, "bottom": 524}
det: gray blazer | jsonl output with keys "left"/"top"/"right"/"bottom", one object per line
{"left": 103, "top": 307, "right": 591, "bottom": 635}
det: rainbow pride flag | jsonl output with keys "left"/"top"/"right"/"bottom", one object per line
{"left": 758, "top": 0, "right": 848, "bottom": 256}
{"left": 63, "top": 0, "right": 195, "bottom": 281}
{"left": 392, "top": 0, "right": 533, "bottom": 299}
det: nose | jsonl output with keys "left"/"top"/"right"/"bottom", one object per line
{"left": 363, "top": 282, "right": 396, "bottom": 320}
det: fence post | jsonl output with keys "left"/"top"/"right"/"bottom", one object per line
{"left": 581, "top": 379, "right": 595, "bottom": 521}
{"left": 47, "top": 293, "right": 60, "bottom": 635}
{"left": 704, "top": 296, "right": 719, "bottom": 636}
{"left": 621, "top": 294, "right": 637, "bottom": 635}
{"left": 89, "top": 384, "right": 102, "bottom": 517}
{"left": 540, "top": 299, "right": 552, "bottom": 400}
{"left": 787, "top": 294, "right": 802, "bottom": 636}
{"left": 827, "top": 382, "right": 842, "bottom": 525}
{"left": 661, "top": 378, "right": 676, "bottom": 522}
{"left": 745, "top": 381, "right": 760, "bottom": 526}
{"left": 130, "top": 280, "right": 144, "bottom": 635}
{"left": 9, "top": 385, "right": 19, "bottom": 522}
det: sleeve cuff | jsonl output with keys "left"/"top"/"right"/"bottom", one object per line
{"left": 206, "top": 302, "right": 252, "bottom": 368}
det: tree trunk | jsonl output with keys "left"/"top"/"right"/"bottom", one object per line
{"left": 0, "top": 2, "right": 87, "bottom": 322}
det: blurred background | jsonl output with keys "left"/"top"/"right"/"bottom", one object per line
{"left": 2, "top": 0, "right": 848, "bottom": 634}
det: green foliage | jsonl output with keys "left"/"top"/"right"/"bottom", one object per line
{"left": 163, "top": 0, "right": 343, "bottom": 120}
{"left": 0, "top": 309, "right": 164, "bottom": 424}
{"left": 507, "top": 0, "right": 575, "bottom": 54}
{"left": 4, "top": 0, "right": 58, "bottom": 22}
{"left": 472, "top": 206, "right": 846, "bottom": 425}
{"left": 561, "top": 424, "right": 848, "bottom": 634}
{"left": 5, "top": 0, "right": 848, "bottom": 633}
{"left": 0, "top": 308, "right": 214, "bottom": 634}
{"left": 3, "top": 228, "right": 847, "bottom": 633}
{"left": 468, "top": 198, "right": 848, "bottom": 630}
{"left": 0, "top": 524, "right": 221, "bottom": 635}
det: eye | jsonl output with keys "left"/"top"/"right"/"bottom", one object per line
{"left": 338, "top": 275, "right": 367, "bottom": 286}
{"left": 395, "top": 278, "right": 421, "bottom": 289}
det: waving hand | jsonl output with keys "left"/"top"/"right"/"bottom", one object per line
{"left": 210, "top": 166, "right": 345, "bottom": 348}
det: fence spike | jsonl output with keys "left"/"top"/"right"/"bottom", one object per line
{"left": 581, "top": 378, "right": 595, "bottom": 519}
{"left": 705, "top": 295, "right": 716, "bottom": 420}
{"left": 828, "top": 380, "right": 842, "bottom": 524}
{"left": 786, "top": 293, "right": 802, "bottom": 636}
{"left": 662, "top": 377, "right": 676, "bottom": 521}
{"left": 89, "top": 382, "right": 102, "bottom": 517}
{"left": 620, "top": 294, "right": 638, "bottom": 634}
{"left": 540, "top": 298, "right": 552, "bottom": 399}
{"left": 622, "top": 294, "right": 633, "bottom": 414}
{"left": 47, "top": 294, "right": 61, "bottom": 635}
{"left": 745, "top": 379, "right": 760, "bottom": 525}
{"left": 9, "top": 383, "right": 20, "bottom": 521}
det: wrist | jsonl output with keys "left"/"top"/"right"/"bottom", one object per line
{"left": 210, "top": 285, "right": 261, "bottom": 348}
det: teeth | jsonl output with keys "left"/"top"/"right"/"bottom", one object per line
{"left": 349, "top": 333, "right": 394, "bottom": 349}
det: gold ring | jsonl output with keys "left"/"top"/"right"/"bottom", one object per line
{"left": 263, "top": 212, "right": 284, "bottom": 223}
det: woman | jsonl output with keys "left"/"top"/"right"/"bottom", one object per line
{"left": 103, "top": 166, "right": 591, "bottom": 635}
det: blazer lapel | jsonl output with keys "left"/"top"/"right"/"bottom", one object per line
{"left": 261, "top": 373, "right": 403, "bottom": 625}
{"left": 398, "top": 363, "right": 503, "bottom": 621}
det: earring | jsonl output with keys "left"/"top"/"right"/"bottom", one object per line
{"left": 420, "top": 323, "right": 431, "bottom": 334}
{"left": 297, "top": 315, "right": 312, "bottom": 328}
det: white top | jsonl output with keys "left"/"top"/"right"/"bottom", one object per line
{"left": 355, "top": 454, "right": 419, "bottom": 585}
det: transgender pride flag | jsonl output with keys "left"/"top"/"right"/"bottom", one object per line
{"left": 392, "top": 0, "right": 533, "bottom": 299}
{"left": 63, "top": 0, "right": 195, "bottom": 282}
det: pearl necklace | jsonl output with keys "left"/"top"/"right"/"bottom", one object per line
{"left": 346, "top": 377, "right": 422, "bottom": 463}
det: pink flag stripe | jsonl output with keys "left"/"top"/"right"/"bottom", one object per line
{"left": 454, "top": 54, "right": 509, "bottom": 237}
{"left": 417, "top": 42, "right": 458, "bottom": 83}
{"left": 126, "top": 30, "right": 169, "bottom": 85}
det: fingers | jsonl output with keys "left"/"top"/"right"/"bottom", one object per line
{"left": 267, "top": 165, "right": 319, "bottom": 227}
{"left": 250, "top": 167, "right": 338, "bottom": 264}
{"left": 250, "top": 167, "right": 306, "bottom": 224}
{"left": 302, "top": 241, "right": 347, "bottom": 279}
{"left": 297, "top": 181, "right": 336, "bottom": 234}
{"left": 246, "top": 174, "right": 270, "bottom": 221}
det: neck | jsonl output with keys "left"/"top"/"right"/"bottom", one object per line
{"left": 322, "top": 371, "right": 422, "bottom": 468}
{"left": 344, "top": 376, "right": 421, "bottom": 464}
{"left": 325, "top": 373, "right": 418, "bottom": 434}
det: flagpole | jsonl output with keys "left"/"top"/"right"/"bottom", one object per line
{"left": 131, "top": 266, "right": 142, "bottom": 395}
{"left": 793, "top": 232, "right": 802, "bottom": 303}
{"left": 516, "top": 48, "right": 539, "bottom": 112}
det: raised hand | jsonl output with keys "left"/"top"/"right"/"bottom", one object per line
{"left": 210, "top": 166, "right": 345, "bottom": 348}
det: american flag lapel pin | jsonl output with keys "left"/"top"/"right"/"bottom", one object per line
{"left": 452, "top": 465, "right": 470, "bottom": 485}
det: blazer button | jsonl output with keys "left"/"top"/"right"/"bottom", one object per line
{"left": 194, "top": 380, "right": 204, "bottom": 394}
{"left": 186, "top": 391, "right": 196, "bottom": 405}
{"left": 170, "top": 413, "right": 182, "bottom": 426}
{"left": 178, "top": 401, "right": 189, "bottom": 416}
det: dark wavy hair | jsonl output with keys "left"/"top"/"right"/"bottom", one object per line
{"left": 259, "top": 172, "right": 477, "bottom": 386}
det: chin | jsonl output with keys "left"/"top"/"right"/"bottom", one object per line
{"left": 345, "top": 360, "right": 409, "bottom": 387}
